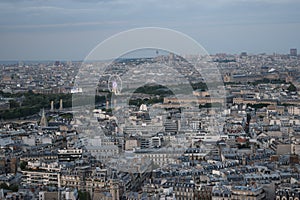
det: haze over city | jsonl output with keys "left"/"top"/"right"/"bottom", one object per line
{"left": 0, "top": 0, "right": 300, "bottom": 60}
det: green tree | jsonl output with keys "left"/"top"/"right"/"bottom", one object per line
{"left": 0, "top": 183, "right": 9, "bottom": 190}
{"left": 288, "top": 82, "right": 297, "bottom": 92}
{"left": 9, "top": 100, "right": 19, "bottom": 108}
{"left": 78, "top": 190, "right": 91, "bottom": 200}
{"left": 19, "top": 161, "right": 28, "bottom": 170}
{"left": 9, "top": 184, "right": 18, "bottom": 192}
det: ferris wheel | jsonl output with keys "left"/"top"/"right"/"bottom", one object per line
{"left": 108, "top": 74, "right": 122, "bottom": 95}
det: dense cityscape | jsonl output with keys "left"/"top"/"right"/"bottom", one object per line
{"left": 0, "top": 49, "right": 300, "bottom": 200}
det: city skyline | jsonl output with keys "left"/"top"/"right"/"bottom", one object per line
{"left": 0, "top": 0, "right": 300, "bottom": 60}
{"left": 1, "top": 52, "right": 300, "bottom": 199}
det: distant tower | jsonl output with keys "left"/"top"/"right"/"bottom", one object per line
{"left": 110, "top": 172, "right": 120, "bottom": 200}
{"left": 240, "top": 52, "right": 247, "bottom": 57}
{"left": 40, "top": 109, "right": 48, "bottom": 127}
{"left": 59, "top": 99, "right": 63, "bottom": 111}
{"left": 290, "top": 48, "right": 297, "bottom": 56}
{"left": 50, "top": 101, "right": 54, "bottom": 112}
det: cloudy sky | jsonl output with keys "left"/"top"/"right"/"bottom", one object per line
{"left": 0, "top": 0, "right": 299, "bottom": 60}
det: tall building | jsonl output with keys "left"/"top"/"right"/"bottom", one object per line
{"left": 290, "top": 48, "right": 297, "bottom": 56}
{"left": 240, "top": 52, "right": 247, "bottom": 57}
